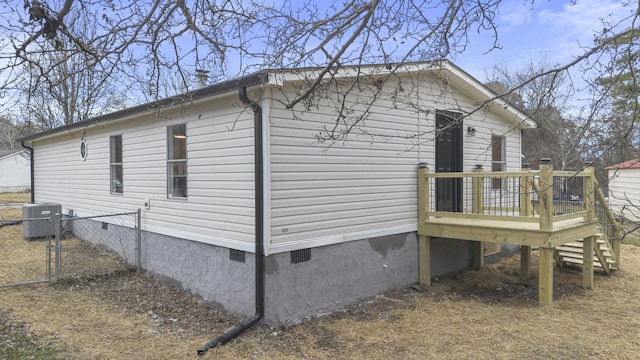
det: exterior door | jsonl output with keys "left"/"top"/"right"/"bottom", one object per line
{"left": 435, "top": 111, "right": 463, "bottom": 212}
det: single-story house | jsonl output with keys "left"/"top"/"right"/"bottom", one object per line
{"left": 0, "top": 149, "right": 31, "bottom": 193}
{"left": 19, "top": 61, "right": 535, "bottom": 325}
{"left": 606, "top": 158, "right": 640, "bottom": 222}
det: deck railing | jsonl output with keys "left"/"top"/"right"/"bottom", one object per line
{"left": 593, "top": 178, "right": 623, "bottom": 265}
{"left": 418, "top": 160, "right": 595, "bottom": 230}
{"left": 418, "top": 159, "right": 623, "bottom": 267}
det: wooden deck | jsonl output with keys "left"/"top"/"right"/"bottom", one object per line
{"left": 419, "top": 216, "right": 599, "bottom": 248}
{"left": 417, "top": 161, "right": 620, "bottom": 305}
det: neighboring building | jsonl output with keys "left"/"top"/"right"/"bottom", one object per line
{"left": 0, "top": 150, "right": 31, "bottom": 193}
{"left": 606, "top": 158, "right": 640, "bottom": 223}
{"left": 19, "top": 61, "right": 535, "bottom": 324}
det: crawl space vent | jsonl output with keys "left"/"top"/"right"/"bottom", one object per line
{"left": 230, "top": 249, "right": 245, "bottom": 263}
{"left": 291, "top": 248, "right": 311, "bottom": 264}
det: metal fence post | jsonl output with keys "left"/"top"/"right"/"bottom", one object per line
{"left": 45, "top": 211, "right": 52, "bottom": 282}
{"left": 55, "top": 211, "right": 61, "bottom": 281}
{"left": 136, "top": 208, "right": 142, "bottom": 271}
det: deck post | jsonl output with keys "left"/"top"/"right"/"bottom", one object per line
{"left": 583, "top": 235, "right": 595, "bottom": 289}
{"left": 418, "top": 163, "right": 431, "bottom": 286}
{"left": 614, "top": 234, "right": 621, "bottom": 271}
{"left": 418, "top": 163, "right": 429, "bottom": 224}
{"left": 538, "top": 159, "right": 554, "bottom": 305}
{"left": 538, "top": 159, "right": 554, "bottom": 231}
{"left": 583, "top": 164, "right": 595, "bottom": 222}
{"left": 520, "top": 164, "right": 532, "bottom": 280}
{"left": 583, "top": 163, "right": 596, "bottom": 286}
{"left": 539, "top": 247, "right": 554, "bottom": 305}
{"left": 418, "top": 235, "right": 431, "bottom": 286}
{"left": 472, "top": 165, "right": 484, "bottom": 269}
{"left": 520, "top": 248, "right": 531, "bottom": 281}
{"left": 520, "top": 163, "right": 532, "bottom": 217}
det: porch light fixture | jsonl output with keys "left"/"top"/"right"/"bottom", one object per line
{"left": 467, "top": 126, "right": 477, "bottom": 136}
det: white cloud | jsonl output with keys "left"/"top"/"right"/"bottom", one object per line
{"left": 537, "top": 0, "right": 632, "bottom": 40}
{"left": 452, "top": 0, "right": 637, "bottom": 81}
{"left": 500, "top": 6, "right": 534, "bottom": 28}
{"left": 532, "top": 1, "right": 633, "bottom": 64}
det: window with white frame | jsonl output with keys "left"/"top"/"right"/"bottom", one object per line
{"left": 110, "top": 135, "right": 123, "bottom": 194}
{"left": 491, "top": 134, "right": 506, "bottom": 189}
{"left": 167, "top": 124, "right": 187, "bottom": 198}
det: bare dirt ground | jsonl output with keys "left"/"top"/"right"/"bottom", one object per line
{"left": 1, "top": 200, "right": 640, "bottom": 359}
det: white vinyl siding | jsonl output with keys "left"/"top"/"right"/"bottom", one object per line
{"left": 608, "top": 168, "right": 640, "bottom": 222}
{"left": 267, "top": 73, "right": 524, "bottom": 250}
{"left": 268, "top": 75, "right": 446, "bottom": 248}
{"left": 29, "top": 65, "right": 528, "bottom": 254}
{"left": 0, "top": 151, "right": 31, "bottom": 192}
{"left": 32, "top": 95, "right": 257, "bottom": 248}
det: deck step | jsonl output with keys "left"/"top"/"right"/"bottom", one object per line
{"left": 557, "top": 251, "right": 616, "bottom": 264}
{"left": 556, "top": 246, "right": 612, "bottom": 257}
{"left": 554, "top": 232, "right": 617, "bottom": 274}
{"left": 559, "top": 256, "right": 617, "bottom": 268}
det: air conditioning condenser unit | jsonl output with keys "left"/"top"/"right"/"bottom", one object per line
{"left": 22, "top": 203, "right": 61, "bottom": 239}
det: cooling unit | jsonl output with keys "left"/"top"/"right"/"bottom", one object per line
{"left": 22, "top": 203, "right": 62, "bottom": 239}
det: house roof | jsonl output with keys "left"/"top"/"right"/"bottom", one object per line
{"left": 605, "top": 158, "right": 640, "bottom": 170}
{"left": 19, "top": 60, "right": 534, "bottom": 143}
{"left": 0, "top": 149, "right": 26, "bottom": 160}
{"left": 18, "top": 72, "right": 268, "bottom": 142}
{"left": 267, "top": 61, "right": 535, "bottom": 129}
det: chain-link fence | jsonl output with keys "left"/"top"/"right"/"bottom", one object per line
{"left": 61, "top": 211, "right": 140, "bottom": 280}
{"left": 0, "top": 206, "right": 140, "bottom": 288}
{"left": 0, "top": 212, "right": 55, "bottom": 288}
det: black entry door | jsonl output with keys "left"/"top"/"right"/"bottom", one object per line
{"left": 435, "top": 111, "right": 463, "bottom": 212}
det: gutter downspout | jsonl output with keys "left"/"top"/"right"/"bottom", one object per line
{"left": 21, "top": 141, "right": 35, "bottom": 204}
{"left": 197, "top": 86, "right": 265, "bottom": 355}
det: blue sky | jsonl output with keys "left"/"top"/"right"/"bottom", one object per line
{"left": 452, "top": 0, "right": 635, "bottom": 82}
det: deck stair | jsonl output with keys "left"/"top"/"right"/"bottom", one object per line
{"left": 554, "top": 232, "right": 617, "bottom": 275}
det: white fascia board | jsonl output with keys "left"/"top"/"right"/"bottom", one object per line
{"left": 442, "top": 62, "right": 536, "bottom": 129}
{"left": 266, "top": 62, "right": 439, "bottom": 85}
{"left": 267, "top": 224, "right": 418, "bottom": 255}
{"left": 142, "top": 223, "right": 257, "bottom": 253}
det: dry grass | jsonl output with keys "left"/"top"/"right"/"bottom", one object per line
{"left": 0, "top": 224, "right": 50, "bottom": 285}
{"left": 1, "top": 207, "right": 640, "bottom": 359}
{"left": 0, "top": 192, "right": 30, "bottom": 205}
{"left": 0, "top": 207, "right": 21, "bottom": 220}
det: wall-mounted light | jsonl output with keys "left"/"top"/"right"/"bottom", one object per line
{"left": 467, "top": 126, "right": 477, "bottom": 136}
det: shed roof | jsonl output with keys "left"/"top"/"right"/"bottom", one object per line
{"left": 0, "top": 149, "right": 26, "bottom": 160}
{"left": 605, "top": 158, "right": 640, "bottom": 170}
{"left": 19, "top": 61, "right": 534, "bottom": 143}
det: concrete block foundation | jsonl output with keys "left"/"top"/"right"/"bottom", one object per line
{"left": 69, "top": 220, "right": 517, "bottom": 325}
